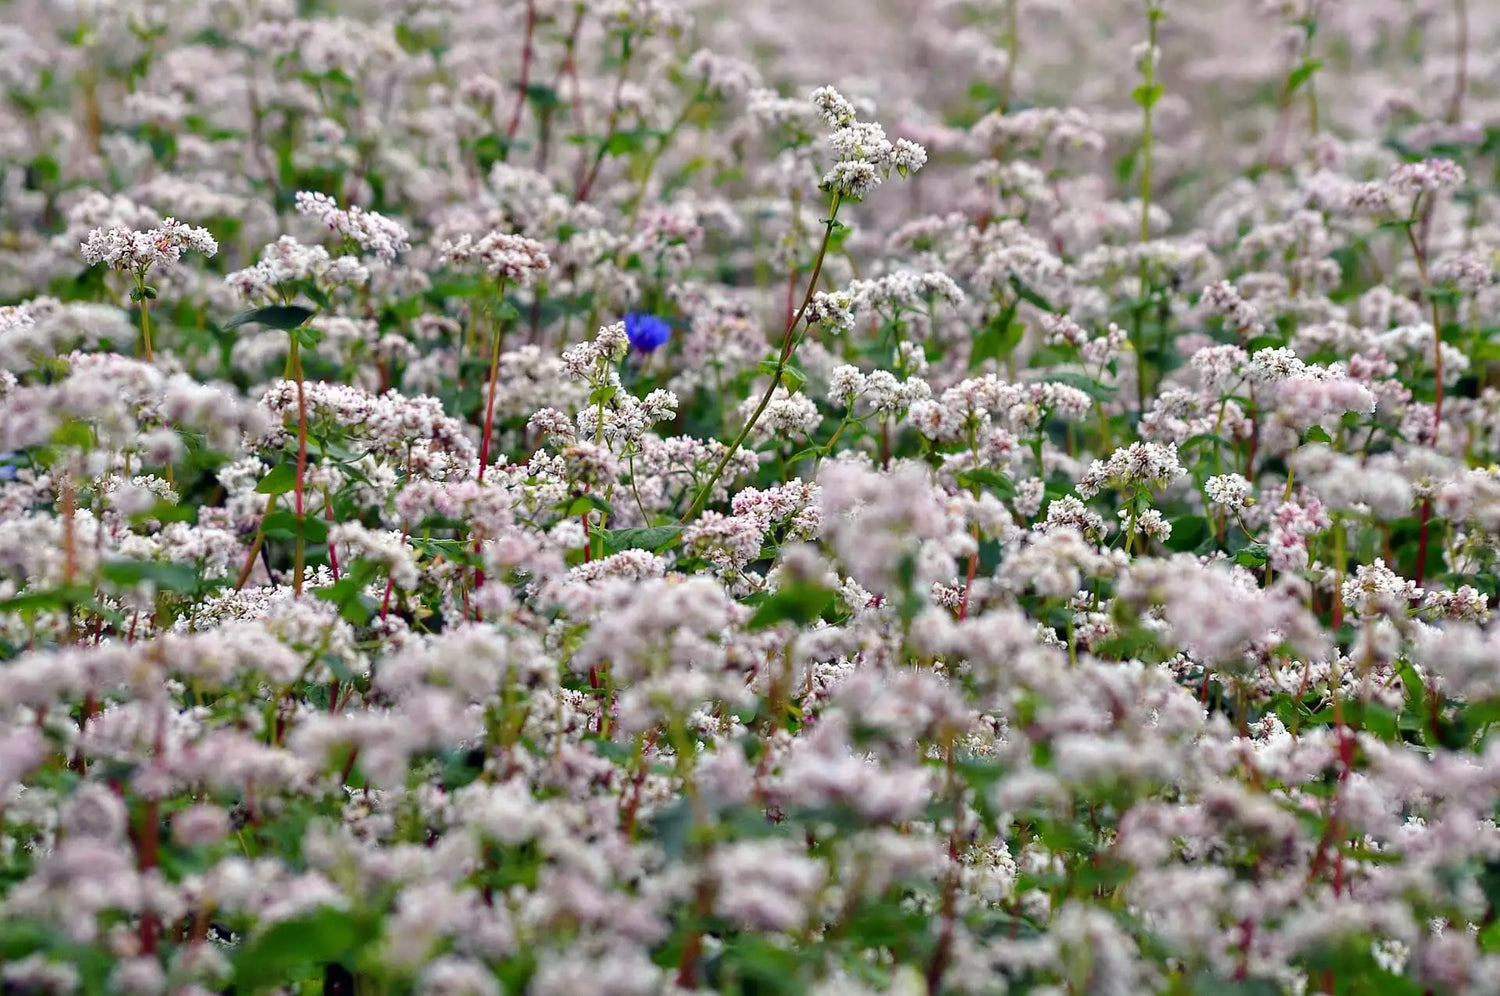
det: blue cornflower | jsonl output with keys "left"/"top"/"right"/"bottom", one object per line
{"left": 0, "top": 454, "right": 17, "bottom": 482}
{"left": 624, "top": 312, "right": 672, "bottom": 353}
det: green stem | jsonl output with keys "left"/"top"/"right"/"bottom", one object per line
{"left": 680, "top": 192, "right": 843, "bottom": 523}
{"left": 134, "top": 273, "right": 154, "bottom": 362}
{"left": 290, "top": 337, "right": 308, "bottom": 597}
{"left": 624, "top": 88, "right": 706, "bottom": 231}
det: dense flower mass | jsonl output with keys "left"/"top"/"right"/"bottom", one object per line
{"left": 5, "top": 1, "right": 1500, "bottom": 994}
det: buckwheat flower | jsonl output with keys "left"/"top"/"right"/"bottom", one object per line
{"left": 594, "top": 321, "right": 631, "bottom": 362}
{"left": 709, "top": 839, "right": 826, "bottom": 931}
{"left": 107, "top": 958, "right": 165, "bottom": 996}
{"left": 417, "top": 956, "right": 503, "bottom": 996}
{"left": 891, "top": 138, "right": 928, "bottom": 177}
{"left": 1275, "top": 371, "right": 1377, "bottom": 431}
{"left": 1043, "top": 313, "right": 1090, "bottom": 348}
{"left": 1341, "top": 559, "right": 1421, "bottom": 619}
{"left": 0, "top": 726, "right": 44, "bottom": 793}
{"left": 602, "top": 0, "right": 690, "bottom": 35}
{"left": 1190, "top": 343, "right": 1249, "bottom": 392}
{"left": 80, "top": 217, "right": 218, "bottom": 274}
{"left": 805, "top": 290, "right": 855, "bottom": 332}
{"left": 822, "top": 159, "right": 882, "bottom": 199}
{"left": 1246, "top": 346, "right": 1306, "bottom": 384}
{"left": 1014, "top": 477, "right": 1045, "bottom": 518}
{"left": 742, "top": 387, "right": 820, "bottom": 440}
{"left": 1205, "top": 473, "right": 1253, "bottom": 509}
{"left": 1122, "top": 506, "right": 1172, "bottom": 543}
{"left": 1347, "top": 180, "right": 1395, "bottom": 215}
{"left": 438, "top": 230, "right": 550, "bottom": 285}
{"left": 1432, "top": 250, "right": 1495, "bottom": 293}
{"left": 294, "top": 190, "right": 410, "bottom": 261}
{"left": 908, "top": 398, "right": 962, "bottom": 441}
{"left": 685, "top": 49, "right": 761, "bottom": 100}
{"left": 1038, "top": 498, "right": 1110, "bottom": 546}
{"left": 1, "top": 956, "right": 79, "bottom": 996}
{"left": 1076, "top": 441, "right": 1186, "bottom": 498}
{"left": 1201, "top": 279, "right": 1264, "bottom": 334}
{"left": 61, "top": 782, "right": 128, "bottom": 840}
{"left": 1388, "top": 158, "right": 1466, "bottom": 196}
{"left": 828, "top": 364, "right": 865, "bottom": 406}
{"left": 1424, "top": 585, "right": 1490, "bottom": 623}
{"left": 173, "top": 804, "right": 230, "bottom": 848}
{"left": 811, "top": 85, "right": 857, "bottom": 126}
{"left": 623, "top": 312, "right": 671, "bottom": 353}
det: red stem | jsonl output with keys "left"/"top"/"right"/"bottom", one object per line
{"left": 504, "top": 0, "right": 538, "bottom": 143}
{"left": 956, "top": 526, "right": 980, "bottom": 621}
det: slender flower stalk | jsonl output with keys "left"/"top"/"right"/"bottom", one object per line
{"left": 681, "top": 192, "right": 842, "bottom": 523}
{"left": 289, "top": 336, "right": 310, "bottom": 597}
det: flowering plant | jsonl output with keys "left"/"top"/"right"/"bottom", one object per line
{"left": 3, "top": 2, "right": 1500, "bottom": 995}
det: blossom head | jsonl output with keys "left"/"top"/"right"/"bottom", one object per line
{"left": 624, "top": 312, "right": 672, "bottom": 353}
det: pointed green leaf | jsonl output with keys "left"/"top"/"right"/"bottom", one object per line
{"left": 223, "top": 305, "right": 316, "bottom": 331}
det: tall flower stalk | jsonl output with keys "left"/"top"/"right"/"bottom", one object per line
{"left": 681, "top": 85, "right": 926, "bottom": 521}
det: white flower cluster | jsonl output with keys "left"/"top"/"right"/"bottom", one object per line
{"left": 1204, "top": 473, "right": 1253, "bottom": 509}
{"left": 1077, "top": 442, "right": 1186, "bottom": 498}
{"left": 225, "top": 235, "right": 370, "bottom": 302}
{"left": 294, "top": 190, "right": 411, "bottom": 261}
{"left": 439, "top": 231, "right": 552, "bottom": 286}
{"left": 811, "top": 85, "right": 927, "bottom": 201}
{"left": 79, "top": 218, "right": 218, "bottom": 273}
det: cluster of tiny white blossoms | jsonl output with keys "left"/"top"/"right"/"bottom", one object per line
{"left": 293, "top": 190, "right": 411, "bottom": 261}
{"left": 812, "top": 85, "right": 928, "bottom": 200}
{"left": 438, "top": 230, "right": 552, "bottom": 285}
{"left": 79, "top": 218, "right": 218, "bottom": 274}
{"left": 5, "top": 2, "right": 1500, "bottom": 994}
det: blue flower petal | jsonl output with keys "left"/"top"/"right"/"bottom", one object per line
{"left": 624, "top": 312, "right": 672, "bottom": 353}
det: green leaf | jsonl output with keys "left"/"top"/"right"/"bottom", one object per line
{"left": 602, "top": 525, "right": 683, "bottom": 555}
{"left": 650, "top": 797, "right": 695, "bottom": 861}
{"left": 1131, "top": 82, "right": 1165, "bottom": 109}
{"left": 100, "top": 559, "right": 203, "bottom": 593}
{"left": 956, "top": 468, "right": 1017, "bottom": 500}
{"left": 969, "top": 314, "right": 1025, "bottom": 371}
{"left": 313, "top": 570, "right": 379, "bottom": 625}
{"left": 0, "top": 585, "right": 94, "bottom": 615}
{"left": 746, "top": 581, "right": 837, "bottom": 630}
{"left": 1040, "top": 370, "right": 1115, "bottom": 402}
{"left": 232, "top": 906, "right": 368, "bottom": 990}
{"left": 440, "top": 748, "right": 488, "bottom": 792}
{"left": 557, "top": 493, "right": 614, "bottom": 518}
{"left": 601, "top": 128, "right": 657, "bottom": 157}
{"left": 1235, "top": 543, "right": 1269, "bottom": 568}
{"left": 222, "top": 304, "right": 316, "bottom": 331}
{"left": 1286, "top": 57, "right": 1323, "bottom": 94}
{"left": 255, "top": 463, "right": 297, "bottom": 495}
{"left": 1302, "top": 424, "right": 1333, "bottom": 444}
{"left": 128, "top": 501, "right": 197, "bottom": 526}
{"left": 1188, "top": 974, "right": 1282, "bottom": 996}
{"left": 1164, "top": 515, "right": 1209, "bottom": 553}
{"left": 757, "top": 358, "right": 806, "bottom": 393}
{"left": 290, "top": 324, "right": 323, "bottom": 349}
{"left": 524, "top": 83, "right": 565, "bottom": 109}
{"left": 261, "top": 509, "right": 330, "bottom": 544}
{"left": 1009, "top": 277, "right": 1054, "bottom": 311}
{"left": 827, "top": 220, "right": 853, "bottom": 253}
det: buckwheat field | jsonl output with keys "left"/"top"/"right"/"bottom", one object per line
{"left": 7, "top": 0, "right": 1500, "bottom": 993}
